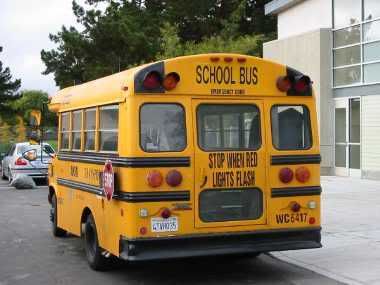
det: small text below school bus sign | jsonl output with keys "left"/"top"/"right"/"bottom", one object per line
{"left": 207, "top": 152, "right": 258, "bottom": 188}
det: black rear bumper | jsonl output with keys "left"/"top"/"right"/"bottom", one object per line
{"left": 119, "top": 227, "right": 321, "bottom": 261}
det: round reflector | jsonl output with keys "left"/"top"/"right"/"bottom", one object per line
{"left": 143, "top": 71, "right": 162, "bottom": 90}
{"left": 166, "top": 169, "right": 183, "bottom": 187}
{"left": 309, "top": 217, "right": 316, "bottom": 225}
{"left": 161, "top": 208, "right": 171, "bottom": 219}
{"left": 294, "top": 75, "right": 311, "bottom": 93}
{"left": 295, "top": 166, "right": 311, "bottom": 183}
{"left": 163, "top": 72, "right": 180, "bottom": 91}
{"left": 276, "top": 76, "right": 292, "bottom": 92}
{"left": 139, "top": 226, "right": 147, "bottom": 235}
{"left": 147, "top": 170, "right": 163, "bottom": 188}
{"left": 279, "top": 167, "right": 294, "bottom": 183}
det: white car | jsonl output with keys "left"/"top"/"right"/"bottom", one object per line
{"left": 1, "top": 142, "right": 55, "bottom": 182}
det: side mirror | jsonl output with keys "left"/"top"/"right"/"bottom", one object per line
{"left": 22, "top": 149, "right": 37, "bottom": 161}
{"left": 43, "top": 145, "right": 56, "bottom": 158}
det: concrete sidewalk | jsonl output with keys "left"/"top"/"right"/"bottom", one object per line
{"left": 273, "top": 176, "right": 380, "bottom": 285}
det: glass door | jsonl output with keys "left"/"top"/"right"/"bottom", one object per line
{"left": 334, "top": 98, "right": 361, "bottom": 177}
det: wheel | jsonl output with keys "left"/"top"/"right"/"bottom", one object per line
{"left": 50, "top": 193, "right": 67, "bottom": 237}
{"left": 83, "top": 213, "right": 109, "bottom": 271}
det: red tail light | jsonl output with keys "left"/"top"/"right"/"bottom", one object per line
{"left": 295, "top": 166, "right": 310, "bottom": 183}
{"left": 161, "top": 208, "right": 171, "bottom": 219}
{"left": 163, "top": 72, "right": 180, "bottom": 91}
{"left": 309, "top": 217, "right": 316, "bottom": 225}
{"left": 166, "top": 169, "right": 182, "bottom": 187}
{"left": 15, "top": 157, "right": 28, "bottom": 166}
{"left": 276, "top": 76, "right": 292, "bottom": 92}
{"left": 143, "top": 71, "right": 162, "bottom": 90}
{"left": 147, "top": 170, "right": 163, "bottom": 188}
{"left": 279, "top": 167, "right": 293, "bottom": 183}
{"left": 294, "top": 75, "right": 311, "bottom": 93}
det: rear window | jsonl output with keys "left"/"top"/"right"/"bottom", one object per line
{"left": 271, "top": 105, "right": 312, "bottom": 150}
{"left": 197, "top": 104, "right": 260, "bottom": 151}
{"left": 200, "top": 188, "right": 263, "bottom": 222}
{"left": 140, "top": 104, "right": 186, "bottom": 152}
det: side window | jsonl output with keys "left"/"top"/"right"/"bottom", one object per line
{"left": 197, "top": 104, "right": 261, "bottom": 151}
{"left": 140, "top": 104, "right": 186, "bottom": 152}
{"left": 72, "top": 110, "right": 82, "bottom": 151}
{"left": 61, "top": 112, "right": 70, "bottom": 150}
{"left": 271, "top": 105, "right": 312, "bottom": 150}
{"left": 84, "top": 108, "right": 96, "bottom": 151}
{"left": 99, "top": 105, "right": 118, "bottom": 152}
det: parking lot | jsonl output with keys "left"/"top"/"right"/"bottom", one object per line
{"left": 0, "top": 178, "right": 345, "bottom": 285}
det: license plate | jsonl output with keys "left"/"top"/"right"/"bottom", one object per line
{"left": 151, "top": 217, "right": 178, "bottom": 232}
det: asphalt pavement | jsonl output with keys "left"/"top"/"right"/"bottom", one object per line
{"left": 0, "top": 178, "right": 344, "bottom": 285}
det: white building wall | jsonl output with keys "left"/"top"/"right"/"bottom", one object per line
{"left": 278, "top": 0, "right": 332, "bottom": 39}
{"left": 362, "top": 95, "right": 380, "bottom": 179}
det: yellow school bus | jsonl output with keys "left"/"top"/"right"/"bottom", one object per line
{"left": 47, "top": 53, "right": 321, "bottom": 270}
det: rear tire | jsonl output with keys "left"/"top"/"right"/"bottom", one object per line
{"left": 51, "top": 193, "right": 67, "bottom": 237}
{"left": 83, "top": 213, "right": 109, "bottom": 271}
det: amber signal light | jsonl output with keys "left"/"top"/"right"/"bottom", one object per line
{"left": 295, "top": 166, "right": 310, "bottom": 183}
{"left": 147, "top": 170, "right": 163, "bottom": 188}
{"left": 163, "top": 72, "right": 180, "bottom": 91}
{"left": 276, "top": 76, "right": 292, "bottom": 92}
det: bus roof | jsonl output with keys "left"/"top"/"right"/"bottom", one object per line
{"left": 49, "top": 53, "right": 308, "bottom": 112}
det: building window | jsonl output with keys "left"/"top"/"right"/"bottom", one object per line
{"left": 333, "top": 0, "right": 380, "bottom": 87}
{"left": 84, "top": 108, "right": 96, "bottom": 151}
{"left": 99, "top": 105, "right": 118, "bottom": 152}
{"left": 364, "top": 0, "right": 380, "bottom": 21}
{"left": 333, "top": 0, "right": 361, "bottom": 28}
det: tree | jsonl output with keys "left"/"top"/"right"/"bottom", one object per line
{"left": 0, "top": 46, "right": 21, "bottom": 118}
{"left": 10, "top": 90, "right": 57, "bottom": 127}
{"left": 41, "top": 0, "right": 163, "bottom": 89}
{"left": 41, "top": 0, "right": 276, "bottom": 88}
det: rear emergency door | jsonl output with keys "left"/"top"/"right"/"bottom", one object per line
{"left": 192, "top": 100, "right": 267, "bottom": 228}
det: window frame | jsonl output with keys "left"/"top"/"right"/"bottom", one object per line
{"left": 139, "top": 102, "right": 187, "bottom": 153}
{"left": 71, "top": 110, "right": 83, "bottom": 151}
{"left": 84, "top": 107, "right": 97, "bottom": 152}
{"left": 98, "top": 104, "right": 119, "bottom": 153}
{"left": 60, "top": 112, "right": 71, "bottom": 151}
{"left": 196, "top": 103, "right": 262, "bottom": 152}
{"left": 270, "top": 104, "right": 313, "bottom": 151}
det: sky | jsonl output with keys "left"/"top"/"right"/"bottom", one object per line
{"left": 0, "top": 0, "right": 80, "bottom": 95}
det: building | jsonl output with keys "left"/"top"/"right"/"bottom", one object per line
{"left": 264, "top": 0, "right": 380, "bottom": 179}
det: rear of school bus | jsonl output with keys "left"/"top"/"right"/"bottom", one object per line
{"left": 117, "top": 54, "right": 322, "bottom": 261}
